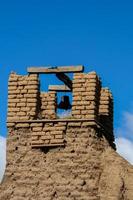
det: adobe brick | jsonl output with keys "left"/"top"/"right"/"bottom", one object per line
{"left": 8, "top": 82, "right": 18, "bottom": 86}
{"left": 27, "top": 98, "right": 37, "bottom": 103}
{"left": 50, "top": 139, "right": 64, "bottom": 144}
{"left": 32, "top": 127, "right": 42, "bottom": 132}
{"left": 30, "top": 123, "right": 43, "bottom": 127}
{"left": 24, "top": 94, "right": 37, "bottom": 98}
{"left": 17, "top": 112, "right": 26, "bottom": 116}
{"left": 28, "top": 89, "right": 38, "bottom": 94}
{"left": 28, "top": 81, "right": 38, "bottom": 85}
{"left": 17, "top": 102, "right": 26, "bottom": 107}
{"left": 8, "top": 99, "right": 20, "bottom": 103}
{"left": 16, "top": 123, "right": 30, "bottom": 128}
{"left": 18, "top": 81, "right": 28, "bottom": 86}
{"left": 27, "top": 102, "right": 36, "bottom": 107}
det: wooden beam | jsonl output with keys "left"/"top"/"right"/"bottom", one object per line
{"left": 32, "top": 143, "right": 65, "bottom": 148}
{"left": 49, "top": 85, "right": 71, "bottom": 92}
{"left": 27, "top": 65, "right": 84, "bottom": 74}
{"left": 56, "top": 73, "right": 72, "bottom": 90}
{"left": 13, "top": 118, "right": 97, "bottom": 123}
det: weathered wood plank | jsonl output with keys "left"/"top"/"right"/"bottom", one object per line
{"left": 27, "top": 65, "right": 84, "bottom": 73}
{"left": 49, "top": 85, "right": 71, "bottom": 92}
{"left": 32, "top": 143, "right": 65, "bottom": 148}
{"left": 13, "top": 118, "right": 97, "bottom": 123}
{"left": 56, "top": 73, "right": 72, "bottom": 89}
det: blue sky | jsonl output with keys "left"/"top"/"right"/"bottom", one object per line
{"left": 0, "top": 0, "right": 133, "bottom": 140}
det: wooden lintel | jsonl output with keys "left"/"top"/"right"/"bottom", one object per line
{"left": 48, "top": 85, "right": 72, "bottom": 92}
{"left": 14, "top": 118, "right": 97, "bottom": 124}
{"left": 27, "top": 65, "right": 84, "bottom": 74}
{"left": 56, "top": 73, "right": 72, "bottom": 90}
{"left": 49, "top": 85, "right": 71, "bottom": 92}
{"left": 32, "top": 143, "right": 65, "bottom": 148}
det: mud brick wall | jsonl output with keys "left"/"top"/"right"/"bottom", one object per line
{"left": 40, "top": 91, "right": 57, "bottom": 119}
{"left": 7, "top": 73, "right": 39, "bottom": 127}
{"left": 1, "top": 123, "right": 111, "bottom": 200}
{"left": 30, "top": 122, "right": 66, "bottom": 147}
{"left": 72, "top": 71, "right": 101, "bottom": 120}
{"left": 99, "top": 88, "right": 114, "bottom": 141}
{"left": 0, "top": 69, "right": 121, "bottom": 200}
{"left": 6, "top": 70, "right": 115, "bottom": 145}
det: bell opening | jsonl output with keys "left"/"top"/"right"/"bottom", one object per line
{"left": 57, "top": 93, "right": 72, "bottom": 118}
{"left": 39, "top": 72, "right": 73, "bottom": 119}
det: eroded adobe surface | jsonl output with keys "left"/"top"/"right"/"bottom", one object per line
{"left": 0, "top": 66, "right": 133, "bottom": 200}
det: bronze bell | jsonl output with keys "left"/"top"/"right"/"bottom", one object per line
{"left": 58, "top": 95, "right": 72, "bottom": 110}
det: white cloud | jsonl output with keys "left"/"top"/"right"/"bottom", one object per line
{"left": 115, "top": 111, "right": 133, "bottom": 165}
{"left": 123, "top": 112, "right": 133, "bottom": 134}
{"left": 116, "top": 112, "right": 133, "bottom": 140}
{"left": 116, "top": 137, "right": 133, "bottom": 164}
{"left": 0, "top": 136, "right": 6, "bottom": 182}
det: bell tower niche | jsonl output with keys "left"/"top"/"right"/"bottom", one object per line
{"left": 7, "top": 65, "right": 114, "bottom": 149}
{"left": 34, "top": 66, "right": 83, "bottom": 119}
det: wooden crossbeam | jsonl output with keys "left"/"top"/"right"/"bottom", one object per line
{"left": 13, "top": 118, "right": 97, "bottom": 123}
{"left": 32, "top": 143, "right": 65, "bottom": 148}
{"left": 49, "top": 85, "right": 71, "bottom": 92}
{"left": 27, "top": 65, "right": 84, "bottom": 74}
{"left": 56, "top": 73, "right": 72, "bottom": 90}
